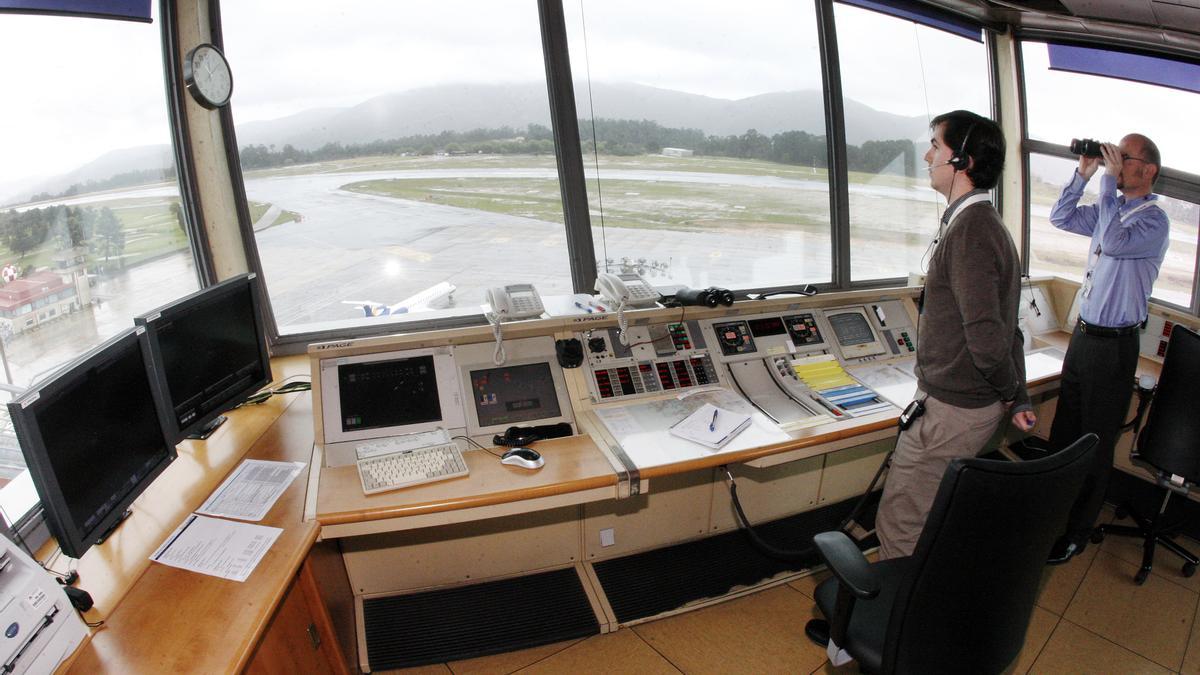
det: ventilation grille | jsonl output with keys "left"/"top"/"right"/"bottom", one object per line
{"left": 593, "top": 496, "right": 876, "bottom": 623}
{"left": 363, "top": 567, "right": 599, "bottom": 670}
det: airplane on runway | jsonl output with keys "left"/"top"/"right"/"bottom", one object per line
{"left": 342, "top": 281, "right": 456, "bottom": 317}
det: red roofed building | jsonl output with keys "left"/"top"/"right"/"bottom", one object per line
{"left": 0, "top": 270, "right": 79, "bottom": 335}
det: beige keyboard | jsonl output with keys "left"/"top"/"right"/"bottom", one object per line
{"left": 355, "top": 441, "right": 468, "bottom": 495}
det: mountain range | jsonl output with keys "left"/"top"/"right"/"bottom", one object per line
{"left": 19, "top": 82, "right": 930, "bottom": 202}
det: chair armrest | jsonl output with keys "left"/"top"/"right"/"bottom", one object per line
{"left": 813, "top": 531, "right": 880, "bottom": 599}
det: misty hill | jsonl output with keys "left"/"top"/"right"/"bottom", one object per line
{"left": 236, "top": 82, "right": 928, "bottom": 151}
{"left": 21, "top": 82, "right": 930, "bottom": 203}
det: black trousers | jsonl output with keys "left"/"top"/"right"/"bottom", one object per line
{"left": 1048, "top": 324, "right": 1139, "bottom": 544}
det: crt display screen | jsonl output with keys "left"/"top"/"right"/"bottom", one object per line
{"left": 338, "top": 355, "right": 441, "bottom": 432}
{"left": 154, "top": 283, "right": 266, "bottom": 430}
{"left": 470, "top": 362, "right": 561, "bottom": 428}
{"left": 828, "top": 312, "right": 876, "bottom": 347}
{"left": 33, "top": 338, "right": 171, "bottom": 538}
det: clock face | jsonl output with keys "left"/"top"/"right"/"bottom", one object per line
{"left": 184, "top": 44, "right": 233, "bottom": 109}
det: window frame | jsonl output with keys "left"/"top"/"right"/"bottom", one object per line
{"left": 191, "top": 0, "right": 1003, "bottom": 349}
{"left": 1016, "top": 34, "right": 1200, "bottom": 316}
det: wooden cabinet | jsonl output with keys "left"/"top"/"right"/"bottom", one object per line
{"left": 247, "top": 560, "right": 349, "bottom": 675}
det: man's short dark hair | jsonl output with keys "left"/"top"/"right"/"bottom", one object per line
{"left": 1134, "top": 134, "right": 1161, "bottom": 186}
{"left": 930, "top": 110, "right": 1005, "bottom": 190}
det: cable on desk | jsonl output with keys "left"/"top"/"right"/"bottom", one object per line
{"left": 453, "top": 435, "right": 504, "bottom": 459}
{"left": 236, "top": 378, "right": 312, "bottom": 407}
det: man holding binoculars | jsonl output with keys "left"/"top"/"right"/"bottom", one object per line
{"left": 1046, "top": 133, "right": 1169, "bottom": 564}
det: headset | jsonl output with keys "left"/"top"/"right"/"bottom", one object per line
{"left": 947, "top": 121, "right": 976, "bottom": 171}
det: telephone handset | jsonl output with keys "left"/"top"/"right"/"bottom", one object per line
{"left": 485, "top": 284, "right": 545, "bottom": 321}
{"left": 595, "top": 272, "right": 660, "bottom": 309}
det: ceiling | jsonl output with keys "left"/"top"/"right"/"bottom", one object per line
{"left": 932, "top": 0, "right": 1200, "bottom": 57}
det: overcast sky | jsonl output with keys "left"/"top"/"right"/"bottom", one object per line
{"left": 1, "top": 1, "right": 1196, "bottom": 195}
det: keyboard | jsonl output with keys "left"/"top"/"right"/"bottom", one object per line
{"left": 355, "top": 441, "right": 469, "bottom": 495}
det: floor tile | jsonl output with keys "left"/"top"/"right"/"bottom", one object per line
{"left": 1181, "top": 598, "right": 1200, "bottom": 675}
{"left": 789, "top": 568, "right": 831, "bottom": 600}
{"left": 512, "top": 629, "right": 680, "bottom": 675}
{"left": 1030, "top": 619, "right": 1171, "bottom": 674}
{"left": 1064, "top": 550, "right": 1197, "bottom": 671}
{"left": 632, "top": 585, "right": 827, "bottom": 675}
{"left": 1006, "top": 605, "right": 1060, "bottom": 675}
{"left": 447, "top": 639, "right": 583, "bottom": 675}
{"left": 1037, "top": 541, "right": 1100, "bottom": 616}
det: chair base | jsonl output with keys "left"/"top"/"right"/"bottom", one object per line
{"left": 804, "top": 619, "right": 830, "bottom": 647}
{"left": 1094, "top": 499, "right": 1200, "bottom": 585}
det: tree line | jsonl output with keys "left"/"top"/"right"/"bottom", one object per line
{"left": 0, "top": 203, "right": 175, "bottom": 266}
{"left": 238, "top": 119, "right": 918, "bottom": 176}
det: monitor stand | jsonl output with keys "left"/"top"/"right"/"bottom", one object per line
{"left": 95, "top": 509, "right": 133, "bottom": 546}
{"left": 187, "top": 415, "right": 227, "bottom": 440}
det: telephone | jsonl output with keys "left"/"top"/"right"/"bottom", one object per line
{"left": 595, "top": 272, "right": 660, "bottom": 309}
{"left": 485, "top": 284, "right": 545, "bottom": 321}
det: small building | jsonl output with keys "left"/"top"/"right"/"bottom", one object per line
{"left": 661, "top": 147, "right": 694, "bottom": 158}
{"left": 0, "top": 270, "right": 79, "bottom": 335}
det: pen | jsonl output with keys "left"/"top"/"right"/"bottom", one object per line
{"left": 591, "top": 301, "right": 607, "bottom": 312}
{"left": 709, "top": 409, "right": 719, "bottom": 432}
{"left": 573, "top": 301, "right": 593, "bottom": 313}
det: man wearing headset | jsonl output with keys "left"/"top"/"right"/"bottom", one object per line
{"left": 1045, "top": 134, "right": 1168, "bottom": 564}
{"left": 875, "top": 110, "right": 1036, "bottom": 560}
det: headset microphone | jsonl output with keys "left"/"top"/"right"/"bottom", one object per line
{"left": 926, "top": 160, "right": 952, "bottom": 171}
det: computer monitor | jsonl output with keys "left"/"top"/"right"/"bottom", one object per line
{"left": 318, "top": 346, "right": 466, "bottom": 445}
{"left": 136, "top": 273, "right": 273, "bottom": 442}
{"left": 825, "top": 306, "right": 887, "bottom": 359}
{"left": 455, "top": 337, "right": 573, "bottom": 437}
{"left": 8, "top": 329, "right": 175, "bottom": 559}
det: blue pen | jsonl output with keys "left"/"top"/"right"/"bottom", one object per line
{"left": 573, "top": 301, "right": 593, "bottom": 313}
{"left": 709, "top": 408, "right": 718, "bottom": 432}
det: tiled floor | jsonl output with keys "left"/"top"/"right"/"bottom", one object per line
{"left": 382, "top": 507, "right": 1200, "bottom": 674}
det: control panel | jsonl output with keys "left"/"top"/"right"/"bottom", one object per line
{"left": 581, "top": 323, "right": 721, "bottom": 402}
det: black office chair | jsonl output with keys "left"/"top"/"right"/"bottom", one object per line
{"left": 1092, "top": 326, "right": 1200, "bottom": 585}
{"left": 804, "top": 433, "right": 1097, "bottom": 674}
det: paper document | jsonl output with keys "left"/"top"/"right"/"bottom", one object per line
{"left": 197, "top": 459, "right": 305, "bottom": 522}
{"left": 668, "top": 403, "right": 752, "bottom": 449}
{"left": 150, "top": 514, "right": 282, "bottom": 582}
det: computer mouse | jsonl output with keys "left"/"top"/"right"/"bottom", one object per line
{"left": 500, "top": 447, "right": 544, "bottom": 469}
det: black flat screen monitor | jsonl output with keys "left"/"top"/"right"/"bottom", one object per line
{"left": 135, "top": 273, "right": 272, "bottom": 442}
{"left": 7, "top": 329, "right": 175, "bottom": 559}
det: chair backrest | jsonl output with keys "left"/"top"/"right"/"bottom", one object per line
{"left": 1137, "top": 326, "right": 1200, "bottom": 484}
{"left": 881, "top": 433, "right": 1097, "bottom": 674}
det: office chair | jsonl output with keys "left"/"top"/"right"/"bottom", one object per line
{"left": 1092, "top": 326, "right": 1200, "bottom": 585}
{"left": 804, "top": 433, "right": 1097, "bottom": 674}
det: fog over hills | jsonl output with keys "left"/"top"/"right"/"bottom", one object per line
{"left": 236, "top": 82, "right": 928, "bottom": 150}
{"left": 21, "top": 82, "right": 930, "bottom": 202}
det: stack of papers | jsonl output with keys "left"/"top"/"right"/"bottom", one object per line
{"left": 668, "top": 403, "right": 752, "bottom": 449}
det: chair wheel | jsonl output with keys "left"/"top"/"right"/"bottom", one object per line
{"left": 1091, "top": 530, "right": 1105, "bottom": 544}
{"left": 1115, "top": 505, "right": 1129, "bottom": 520}
{"left": 1184, "top": 563, "right": 1197, "bottom": 578}
{"left": 1135, "top": 568, "right": 1150, "bottom": 585}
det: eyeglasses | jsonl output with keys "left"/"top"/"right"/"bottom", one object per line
{"left": 1121, "top": 154, "right": 1150, "bottom": 164}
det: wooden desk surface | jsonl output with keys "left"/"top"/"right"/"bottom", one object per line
{"left": 67, "top": 356, "right": 318, "bottom": 674}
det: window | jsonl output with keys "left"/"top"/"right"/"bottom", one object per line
{"left": 565, "top": 0, "right": 832, "bottom": 289}
{"left": 222, "top": 2, "right": 571, "bottom": 335}
{"left": 834, "top": 3, "right": 990, "bottom": 282}
{"left": 0, "top": 10, "right": 194, "bottom": 493}
{"left": 1023, "top": 42, "right": 1200, "bottom": 308}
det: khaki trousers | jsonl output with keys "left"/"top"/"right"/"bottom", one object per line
{"left": 876, "top": 391, "right": 1005, "bottom": 560}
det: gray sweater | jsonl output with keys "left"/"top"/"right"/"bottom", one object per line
{"left": 916, "top": 199, "right": 1030, "bottom": 410}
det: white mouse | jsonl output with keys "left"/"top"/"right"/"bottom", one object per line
{"left": 500, "top": 447, "right": 544, "bottom": 469}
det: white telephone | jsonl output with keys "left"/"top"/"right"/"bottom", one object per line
{"left": 485, "top": 283, "right": 545, "bottom": 321}
{"left": 595, "top": 272, "right": 660, "bottom": 309}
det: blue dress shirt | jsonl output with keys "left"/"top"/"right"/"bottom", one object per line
{"left": 1049, "top": 170, "right": 1170, "bottom": 328}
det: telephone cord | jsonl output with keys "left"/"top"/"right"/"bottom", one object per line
{"left": 616, "top": 300, "right": 630, "bottom": 346}
{"left": 488, "top": 311, "right": 506, "bottom": 365}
